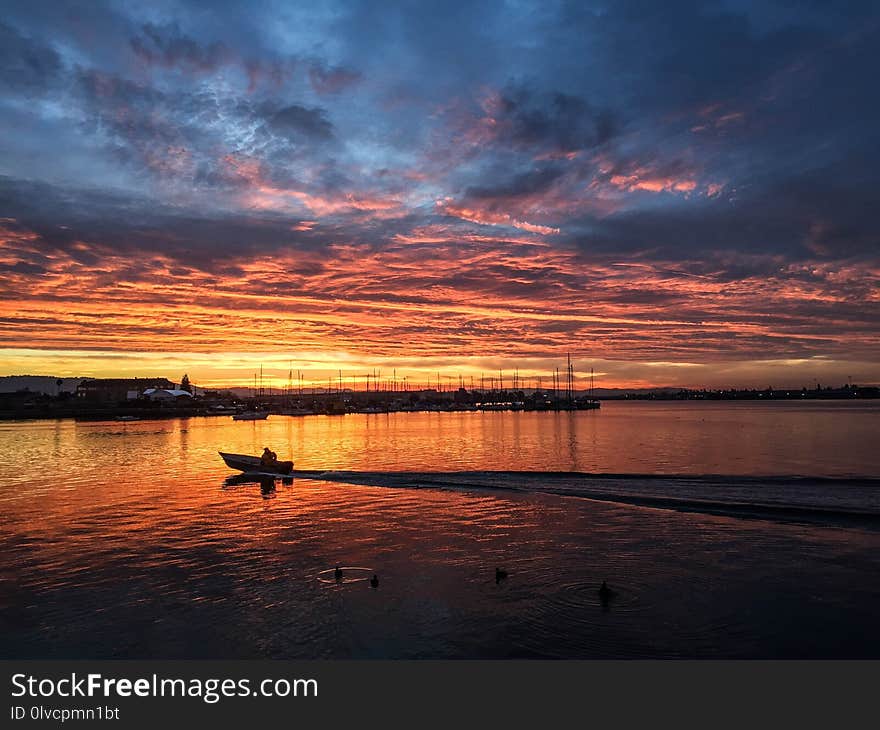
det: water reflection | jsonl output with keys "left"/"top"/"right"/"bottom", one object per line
{"left": 222, "top": 473, "right": 287, "bottom": 499}
{"left": 1, "top": 403, "right": 879, "bottom": 659}
{"left": 131, "top": 401, "right": 880, "bottom": 477}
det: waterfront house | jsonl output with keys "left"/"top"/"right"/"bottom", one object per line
{"left": 76, "top": 378, "right": 176, "bottom": 402}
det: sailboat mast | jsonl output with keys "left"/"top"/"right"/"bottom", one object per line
{"left": 566, "top": 352, "right": 572, "bottom": 405}
{"left": 555, "top": 367, "right": 559, "bottom": 410}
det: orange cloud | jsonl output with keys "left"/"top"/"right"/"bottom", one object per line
{"left": 609, "top": 172, "right": 697, "bottom": 194}
{"left": 221, "top": 153, "right": 405, "bottom": 219}
{"left": 437, "top": 201, "right": 560, "bottom": 235}
{"left": 1, "top": 217, "right": 878, "bottom": 388}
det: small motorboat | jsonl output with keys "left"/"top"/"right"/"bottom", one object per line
{"left": 232, "top": 411, "right": 269, "bottom": 421}
{"left": 219, "top": 451, "right": 294, "bottom": 475}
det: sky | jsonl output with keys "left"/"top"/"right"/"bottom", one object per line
{"left": 0, "top": 0, "right": 878, "bottom": 390}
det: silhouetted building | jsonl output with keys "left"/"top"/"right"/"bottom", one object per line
{"left": 0, "top": 390, "right": 42, "bottom": 408}
{"left": 143, "top": 388, "right": 194, "bottom": 401}
{"left": 76, "top": 378, "right": 175, "bottom": 402}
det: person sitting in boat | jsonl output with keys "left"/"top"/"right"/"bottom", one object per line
{"left": 260, "top": 447, "right": 278, "bottom": 468}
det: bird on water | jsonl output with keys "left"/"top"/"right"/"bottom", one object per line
{"left": 495, "top": 567, "right": 508, "bottom": 583}
{"left": 370, "top": 574, "right": 379, "bottom": 588}
{"left": 334, "top": 565, "right": 343, "bottom": 581}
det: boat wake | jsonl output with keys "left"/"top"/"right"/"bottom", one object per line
{"left": 293, "top": 469, "right": 880, "bottom": 529}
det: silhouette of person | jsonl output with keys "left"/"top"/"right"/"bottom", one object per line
{"left": 260, "top": 447, "right": 277, "bottom": 467}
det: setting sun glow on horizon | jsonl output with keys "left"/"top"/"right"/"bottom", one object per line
{"left": 0, "top": 3, "right": 877, "bottom": 390}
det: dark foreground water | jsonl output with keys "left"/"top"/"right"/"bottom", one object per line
{"left": 1, "top": 402, "right": 878, "bottom": 658}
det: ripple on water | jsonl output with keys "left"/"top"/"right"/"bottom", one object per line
{"left": 506, "top": 568, "right": 758, "bottom": 659}
{"left": 3, "top": 412, "right": 879, "bottom": 659}
{"left": 315, "top": 567, "right": 375, "bottom": 586}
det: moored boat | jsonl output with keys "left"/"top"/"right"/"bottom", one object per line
{"left": 232, "top": 411, "right": 268, "bottom": 420}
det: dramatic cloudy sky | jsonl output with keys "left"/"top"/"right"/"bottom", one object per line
{"left": 1, "top": 0, "right": 878, "bottom": 388}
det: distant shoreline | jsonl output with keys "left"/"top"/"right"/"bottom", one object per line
{"left": 1, "top": 395, "right": 878, "bottom": 423}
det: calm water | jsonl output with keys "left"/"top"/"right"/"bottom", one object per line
{"left": 1, "top": 402, "right": 879, "bottom": 658}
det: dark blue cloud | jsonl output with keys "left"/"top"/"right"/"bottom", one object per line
{"left": 0, "top": 22, "right": 62, "bottom": 93}
{"left": 0, "top": 0, "right": 878, "bottom": 294}
{"left": 267, "top": 103, "right": 335, "bottom": 140}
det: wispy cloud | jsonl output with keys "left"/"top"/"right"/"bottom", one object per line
{"left": 0, "top": 0, "right": 878, "bottom": 386}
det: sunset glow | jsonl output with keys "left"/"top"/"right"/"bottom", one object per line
{"left": 1, "top": 2, "right": 878, "bottom": 389}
